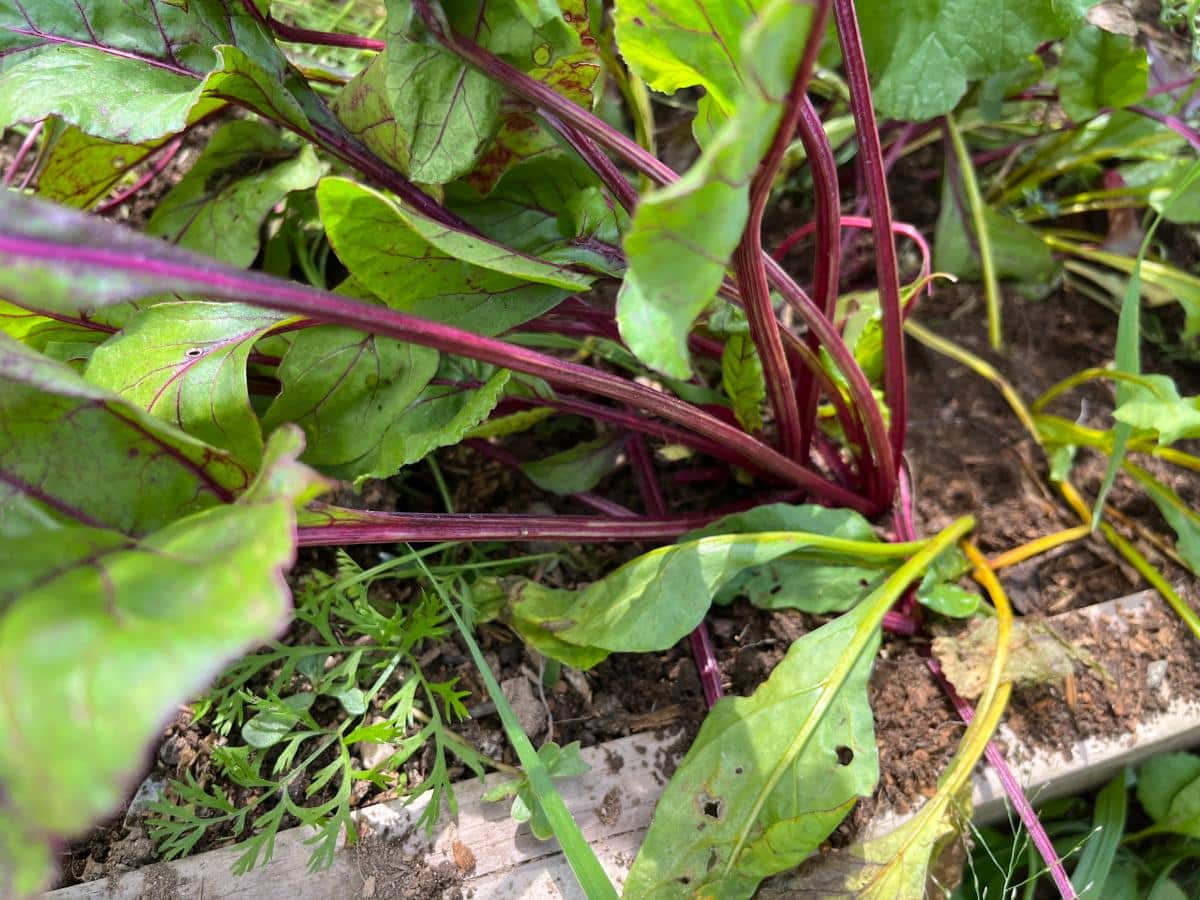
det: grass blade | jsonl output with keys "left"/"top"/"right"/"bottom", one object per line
{"left": 1092, "top": 158, "right": 1200, "bottom": 526}
{"left": 1071, "top": 771, "right": 1127, "bottom": 899}
{"left": 416, "top": 554, "right": 618, "bottom": 900}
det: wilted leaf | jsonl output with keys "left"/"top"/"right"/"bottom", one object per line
{"left": 933, "top": 618, "right": 1073, "bottom": 700}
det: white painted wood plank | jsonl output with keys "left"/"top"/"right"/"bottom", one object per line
{"left": 47, "top": 730, "right": 681, "bottom": 899}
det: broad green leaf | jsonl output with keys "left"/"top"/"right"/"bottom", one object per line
{"left": 915, "top": 547, "right": 979, "bottom": 618}
{"left": 332, "top": 50, "right": 412, "bottom": 175}
{"left": 625, "top": 595, "right": 881, "bottom": 897}
{"left": 146, "top": 120, "right": 321, "bottom": 266}
{"left": 37, "top": 126, "right": 157, "bottom": 209}
{"left": 317, "top": 177, "right": 585, "bottom": 334}
{"left": 0, "top": 1, "right": 330, "bottom": 144}
{"left": 1139, "top": 752, "right": 1200, "bottom": 822}
{"left": 614, "top": 1, "right": 756, "bottom": 116}
{"left": 616, "top": 0, "right": 816, "bottom": 378}
{"left": 1056, "top": 22, "right": 1148, "bottom": 121}
{"left": 1112, "top": 374, "right": 1200, "bottom": 445}
{"left": 262, "top": 324, "right": 440, "bottom": 469}
{"left": 383, "top": 2, "right": 503, "bottom": 184}
{"left": 446, "top": 155, "right": 628, "bottom": 275}
{"left": 465, "top": 0, "right": 600, "bottom": 193}
{"left": 0, "top": 335, "right": 252, "bottom": 539}
{"left": 934, "top": 175, "right": 1060, "bottom": 296}
{"left": 0, "top": 45, "right": 210, "bottom": 144}
{"left": 1137, "top": 752, "right": 1200, "bottom": 837}
{"left": 688, "top": 504, "right": 884, "bottom": 614}
{"left": 332, "top": 356, "right": 511, "bottom": 479}
{"left": 856, "top": 0, "right": 1080, "bottom": 120}
{"left": 515, "top": 527, "right": 902, "bottom": 654}
{"left": 242, "top": 693, "right": 317, "bottom": 749}
{"left": 1126, "top": 465, "right": 1200, "bottom": 576}
{"left": 85, "top": 302, "right": 291, "bottom": 467}
{"left": 0, "top": 427, "right": 316, "bottom": 894}
{"left": 521, "top": 435, "right": 626, "bottom": 495}
{"left": 722, "top": 333, "right": 766, "bottom": 433}
{"left": 503, "top": 580, "right": 612, "bottom": 670}
{"left": 381, "top": 0, "right": 583, "bottom": 185}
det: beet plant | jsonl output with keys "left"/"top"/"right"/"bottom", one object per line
{"left": 1, "top": 1, "right": 1194, "bottom": 897}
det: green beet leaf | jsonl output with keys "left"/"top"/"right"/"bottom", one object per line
{"left": 382, "top": 0, "right": 584, "bottom": 185}
{"left": 327, "top": 356, "right": 511, "bottom": 481}
{"left": 146, "top": 120, "right": 321, "bottom": 266}
{"left": 333, "top": 50, "right": 413, "bottom": 176}
{"left": 512, "top": 519, "right": 896, "bottom": 655}
{"left": 85, "top": 301, "right": 294, "bottom": 467}
{"left": 0, "top": 335, "right": 252, "bottom": 538}
{"left": 624, "top": 600, "right": 881, "bottom": 897}
{"left": 521, "top": 434, "right": 626, "bottom": 495}
{"left": 0, "top": 426, "right": 320, "bottom": 894}
{"left": 625, "top": 518, "right": 975, "bottom": 897}
{"left": 616, "top": 0, "right": 816, "bottom": 378}
{"left": 1055, "top": 22, "right": 1148, "bottom": 121}
{"left": 263, "top": 323, "right": 440, "bottom": 469}
{"left": 0, "top": 1, "right": 334, "bottom": 145}
{"left": 614, "top": 0, "right": 756, "bottom": 118}
{"left": 856, "top": 0, "right": 1079, "bottom": 121}
{"left": 685, "top": 503, "right": 886, "bottom": 614}
{"left": 464, "top": 0, "right": 599, "bottom": 193}
{"left": 36, "top": 126, "right": 157, "bottom": 209}
{"left": 446, "top": 155, "right": 627, "bottom": 276}
{"left": 317, "top": 176, "right": 586, "bottom": 334}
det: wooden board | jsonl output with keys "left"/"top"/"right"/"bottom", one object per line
{"left": 48, "top": 590, "right": 1200, "bottom": 899}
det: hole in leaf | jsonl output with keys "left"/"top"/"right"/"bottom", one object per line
{"left": 702, "top": 797, "right": 722, "bottom": 819}
{"left": 836, "top": 746, "right": 854, "bottom": 765}
{"left": 734, "top": 766, "right": 744, "bottom": 775}
{"left": 185, "top": 348, "right": 203, "bottom": 358}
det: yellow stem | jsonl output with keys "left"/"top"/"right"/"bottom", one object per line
{"left": 986, "top": 525, "right": 1092, "bottom": 572}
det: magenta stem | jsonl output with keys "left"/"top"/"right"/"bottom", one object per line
{"left": 689, "top": 625, "right": 724, "bottom": 708}
{"left": 297, "top": 508, "right": 716, "bottom": 546}
{"left": 266, "top": 16, "right": 386, "bottom": 51}
{"left": 732, "top": 0, "right": 829, "bottom": 463}
{"left": 94, "top": 135, "right": 185, "bottom": 215}
{"left": 1128, "top": 103, "right": 1200, "bottom": 151}
{"left": 2, "top": 231, "right": 875, "bottom": 509}
{"left": 926, "top": 658, "right": 1077, "bottom": 900}
{"left": 792, "top": 96, "right": 843, "bottom": 462}
{"left": 834, "top": 0, "right": 907, "bottom": 472}
{"left": 3, "top": 119, "right": 44, "bottom": 188}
